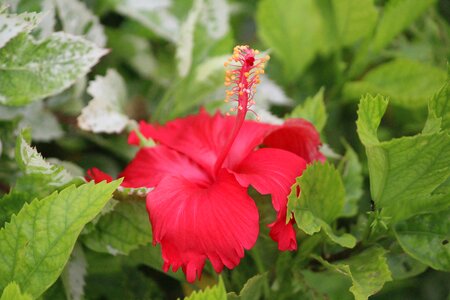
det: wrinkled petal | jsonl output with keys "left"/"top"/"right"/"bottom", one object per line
{"left": 128, "top": 110, "right": 272, "bottom": 174}
{"left": 263, "top": 119, "right": 325, "bottom": 163}
{"left": 147, "top": 170, "right": 259, "bottom": 282}
{"left": 231, "top": 148, "right": 306, "bottom": 250}
{"left": 85, "top": 168, "right": 113, "bottom": 183}
{"left": 120, "top": 145, "right": 210, "bottom": 188}
{"left": 268, "top": 209, "right": 297, "bottom": 251}
{"left": 233, "top": 148, "right": 306, "bottom": 212}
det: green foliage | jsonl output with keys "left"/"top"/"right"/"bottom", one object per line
{"left": 357, "top": 95, "right": 450, "bottom": 222}
{"left": 315, "top": 247, "right": 392, "bottom": 300}
{"left": 371, "top": 0, "right": 436, "bottom": 52}
{"left": 426, "top": 68, "right": 450, "bottom": 132}
{"left": 0, "top": 130, "right": 82, "bottom": 226}
{"left": 0, "top": 0, "right": 449, "bottom": 299}
{"left": 0, "top": 10, "right": 42, "bottom": 48}
{"left": 332, "top": 0, "right": 378, "bottom": 47}
{"left": 227, "top": 274, "right": 266, "bottom": 300}
{"left": 288, "top": 88, "right": 327, "bottom": 132}
{"left": 0, "top": 32, "right": 107, "bottom": 106}
{"left": 0, "top": 180, "right": 121, "bottom": 298}
{"left": 338, "top": 145, "right": 363, "bottom": 217}
{"left": 288, "top": 162, "right": 357, "bottom": 248}
{"left": 82, "top": 200, "right": 152, "bottom": 255}
{"left": 0, "top": 282, "right": 32, "bottom": 300}
{"left": 185, "top": 277, "right": 227, "bottom": 300}
{"left": 394, "top": 209, "right": 450, "bottom": 271}
{"left": 345, "top": 59, "right": 446, "bottom": 107}
{"left": 257, "top": 0, "right": 326, "bottom": 81}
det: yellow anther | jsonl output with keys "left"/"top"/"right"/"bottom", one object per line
{"left": 239, "top": 91, "right": 244, "bottom": 96}
{"left": 225, "top": 82, "right": 231, "bottom": 86}
{"left": 244, "top": 72, "right": 250, "bottom": 77}
{"left": 265, "top": 55, "right": 270, "bottom": 60}
{"left": 224, "top": 61, "right": 229, "bottom": 67}
{"left": 254, "top": 50, "right": 260, "bottom": 55}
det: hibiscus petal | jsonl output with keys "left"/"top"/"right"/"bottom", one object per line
{"left": 147, "top": 170, "right": 259, "bottom": 282}
{"left": 120, "top": 145, "right": 210, "bottom": 188}
{"left": 128, "top": 110, "right": 272, "bottom": 175}
{"left": 268, "top": 209, "right": 298, "bottom": 251}
{"left": 85, "top": 167, "right": 113, "bottom": 183}
{"left": 231, "top": 148, "right": 307, "bottom": 250}
{"left": 263, "top": 119, "right": 325, "bottom": 163}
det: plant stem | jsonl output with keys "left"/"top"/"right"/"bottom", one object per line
{"left": 250, "top": 247, "right": 270, "bottom": 298}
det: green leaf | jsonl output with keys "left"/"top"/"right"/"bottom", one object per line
{"left": 344, "top": 59, "right": 446, "bottom": 108}
{"left": 257, "top": 0, "right": 326, "bottom": 81}
{"left": 0, "top": 130, "right": 82, "bottom": 226}
{"left": 115, "top": 1, "right": 179, "bottom": 43}
{"left": 128, "top": 245, "right": 185, "bottom": 281}
{"left": 77, "top": 69, "right": 129, "bottom": 134}
{"left": 332, "top": 0, "right": 378, "bottom": 46}
{"left": 394, "top": 209, "right": 450, "bottom": 271}
{"left": 0, "top": 282, "right": 32, "bottom": 300}
{"left": 0, "top": 180, "right": 121, "bottom": 298}
{"left": 82, "top": 201, "right": 152, "bottom": 255}
{"left": 0, "top": 32, "right": 107, "bottom": 106}
{"left": 425, "top": 68, "right": 450, "bottom": 133}
{"left": 371, "top": 0, "right": 436, "bottom": 52}
{"left": 357, "top": 95, "right": 450, "bottom": 221}
{"left": 0, "top": 11, "right": 42, "bottom": 49}
{"left": 386, "top": 243, "right": 428, "bottom": 280}
{"left": 227, "top": 274, "right": 266, "bottom": 300}
{"left": 200, "top": 0, "right": 229, "bottom": 40}
{"left": 15, "top": 131, "right": 73, "bottom": 187}
{"left": 288, "top": 162, "right": 357, "bottom": 248}
{"left": 315, "top": 247, "right": 392, "bottom": 300}
{"left": 54, "top": 0, "right": 106, "bottom": 47}
{"left": 176, "top": 0, "right": 203, "bottom": 77}
{"left": 0, "top": 102, "right": 64, "bottom": 142}
{"left": 185, "top": 277, "right": 226, "bottom": 300}
{"left": 338, "top": 144, "right": 363, "bottom": 217}
{"left": 288, "top": 88, "right": 327, "bottom": 132}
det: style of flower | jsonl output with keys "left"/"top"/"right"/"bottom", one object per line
{"left": 120, "top": 46, "right": 324, "bottom": 282}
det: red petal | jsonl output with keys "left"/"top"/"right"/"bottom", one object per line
{"left": 127, "top": 110, "right": 272, "bottom": 174}
{"left": 85, "top": 168, "right": 113, "bottom": 183}
{"left": 147, "top": 170, "right": 259, "bottom": 282}
{"left": 231, "top": 148, "right": 307, "bottom": 250}
{"left": 120, "top": 145, "right": 210, "bottom": 188}
{"left": 268, "top": 209, "right": 297, "bottom": 251}
{"left": 263, "top": 119, "right": 325, "bottom": 163}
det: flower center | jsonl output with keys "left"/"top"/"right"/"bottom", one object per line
{"left": 213, "top": 45, "right": 269, "bottom": 176}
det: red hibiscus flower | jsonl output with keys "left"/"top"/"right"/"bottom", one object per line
{"left": 120, "top": 46, "right": 324, "bottom": 282}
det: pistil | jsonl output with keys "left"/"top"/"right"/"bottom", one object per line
{"left": 213, "top": 46, "right": 269, "bottom": 176}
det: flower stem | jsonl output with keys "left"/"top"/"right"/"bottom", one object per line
{"left": 250, "top": 246, "right": 270, "bottom": 298}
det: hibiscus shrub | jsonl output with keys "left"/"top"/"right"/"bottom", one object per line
{"left": 0, "top": 0, "right": 449, "bottom": 299}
